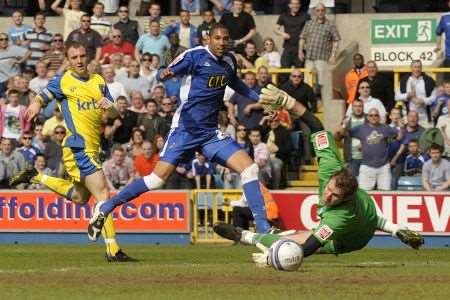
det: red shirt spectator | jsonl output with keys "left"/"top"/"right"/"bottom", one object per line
{"left": 101, "top": 28, "right": 135, "bottom": 64}
{"left": 133, "top": 141, "right": 159, "bottom": 177}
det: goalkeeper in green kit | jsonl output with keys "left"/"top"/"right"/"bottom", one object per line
{"left": 214, "top": 84, "right": 424, "bottom": 267}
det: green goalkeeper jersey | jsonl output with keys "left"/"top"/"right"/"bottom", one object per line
{"left": 310, "top": 131, "right": 381, "bottom": 254}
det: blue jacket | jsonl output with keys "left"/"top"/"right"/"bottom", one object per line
{"left": 164, "top": 22, "right": 197, "bottom": 49}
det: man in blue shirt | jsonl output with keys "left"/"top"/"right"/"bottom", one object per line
{"left": 436, "top": 5, "right": 450, "bottom": 79}
{"left": 88, "top": 23, "right": 271, "bottom": 240}
{"left": 164, "top": 10, "right": 197, "bottom": 49}
{"left": 7, "top": 10, "right": 32, "bottom": 46}
{"left": 135, "top": 20, "right": 170, "bottom": 65}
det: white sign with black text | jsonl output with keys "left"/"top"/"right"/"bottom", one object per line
{"left": 371, "top": 46, "right": 436, "bottom": 67}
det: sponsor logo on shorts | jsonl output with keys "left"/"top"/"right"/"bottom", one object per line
{"left": 315, "top": 132, "right": 329, "bottom": 150}
{"left": 316, "top": 225, "right": 333, "bottom": 241}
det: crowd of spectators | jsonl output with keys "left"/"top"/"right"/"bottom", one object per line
{"left": 0, "top": 0, "right": 448, "bottom": 194}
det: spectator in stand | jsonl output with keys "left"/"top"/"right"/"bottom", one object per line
{"left": 345, "top": 53, "right": 368, "bottom": 104}
{"left": 260, "top": 113, "right": 292, "bottom": 189}
{"left": 51, "top": 0, "right": 86, "bottom": 40}
{"left": 210, "top": 0, "right": 232, "bottom": 16}
{"left": 126, "top": 128, "right": 145, "bottom": 158}
{"left": 23, "top": 12, "right": 53, "bottom": 69}
{"left": 0, "top": 33, "right": 31, "bottom": 94}
{"left": 387, "top": 107, "right": 409, "bottom": 189}
{"left": 65, "top": 14, "right": 103, "bottom": 61}
{"left": 228, "top": 71, "right": 264, "bottom": 130}
{"left": 41, "top": 33, "right": 65, "bottom": 73}
{"left": 398, "top": 0, "right": 432, "bottom": 12}
{"left": 346, "top": 81, "right": 387, "bottom": 123}
{"left": 136, "top": 20, "right": 170, "bottom": 66}
{"left": 395, "top": 59, "right": 437, "bottom": 129}
{"left": 220, "top": 0, "right": 256, "bottom": 54}
{"left": 165, "top": 161, "right": 194, "bottom": 189}
{"left": 151, "top": 85, "right": 166, "bottom": 104}
{"left": 437, "top": 100, "right": 450, "bottom": 157}
{"left": 243, "top": 0, "right": 256, "bottom": 15}
{"left": 359, "top": 61, "right": 395, "bottom": 114}
{"left": 32, "top": 123, "right": 46, "bottom": 152}
{"left": 299, "top": 2, "right": 340, "bottom": 98}
{"left": 128, "top": 91, "right": 148, "bottom": 114}
{"left": 8, "top": 11, "right": 32, "bottom": 46}
{"left": 138, "top": 53, "right": 156, "bottom": 85}
{"left": 164, "top": 10, "right": 197, "bottom": 49}
{"left": 18, "top": 131, "right": 40, "bottom": 164}
{"left": 308, "top": 0, "right": 335, "bottom": 15}
{"left": 0, "top": 89, "right": 31, "bottom": 142}
{"left": 422, "top": 143, "right": 450, "bottom": 191}
{"left": 153, "top": 134, "right": 165, "bottom": 154}
{"left": 137, "top": 99, "right": 170, "bottom": 142}
{"left": 134, "top": 140, "right": 159, "bottom": 177}
{"left": 43, "top": 125, "right": 65, "bottom": 176}
{"left": 42, "top": 107, "right": 66, "bottom": 138}
{"left": 164, "top": 32, "right": 187, "bottom": 66}
{"left": 431, "top": 81, "right": 450, "bottom": 123}
{"left": 275, "top": 0, "right": 310, "bottom": 69}
{"left": 159, "top": 97, "right": 175, "bottom": 127}
{"left": 90, "top": 2, "right": 112, "bottom": 40}
{"left": 218, "top": 110, "right": 236, "bottom": 139}
{"left": 336, "top": 107, "right": 405, "bottom": 191}
{"left": 105, "top": 96, "right": 138, "bottom": 145}
{"left": 28, "top": 154, "right": 53, "bottom": 190}
{"left": 192, "top": 152, "right": 215, "bottom": 189}
{"left": 436, "top": 1, "right": 450, "bottom": 80}
{"left": 337, "top": 99, "right": 365, "bottom": 177}
{"left": 116, "top": 61, "right": 152, "bottom": 100}
{"left": 29, "top": 62, "right": 49, "bottom": 94}
{"left": 100, "top": 0, "right": 120, "bottom": 15}
{"left": 404, "top": 139, "right": 428, "bottom": 176}
{"left": 17, "top": 76, "right": 32, "bottom": 106}
{"left": 104, "top": 145, "right": 136, "bottom": 192}
{"left": 102, "top": 65, "right": 128, "bottom": 102}
{"left": 197, "top": 10, "right": 216, "bottom": 46}
{"left": 114, "top": 6, "right": 140, "bottom": 44}
{"left": 142, "top": 2, "right": 168, "bottom": 32}
{"left": 235, "top": 41, "right": 259, "bottom": 68}
{"left": 249, "top": 127, "right": 271, "bottom": 186}
{"left": 260, "top": 38, "right": 281, "bottom": 68}
{"left": 0, "top": 138, "right": 26, "bottom": 189}
{"left": 101, "top": 29, "right": 135, "bottom": 64}
{"left": 256, "top": 66, "right": 271, "bottom": 90}
{"left": 182, "top": 0, "right": 202, "bottom": 15}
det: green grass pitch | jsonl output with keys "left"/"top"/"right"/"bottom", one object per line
{"left": 0, "top": 244, "right": 449, "bottom": 300}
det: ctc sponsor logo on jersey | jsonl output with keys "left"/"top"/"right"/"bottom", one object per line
{"left": 77, "top": 98, "right": 99, "bottom": 111}
{"left": 207, "top": 74, "right": 226, "bottom": 88}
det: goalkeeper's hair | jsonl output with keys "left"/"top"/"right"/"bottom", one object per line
{"left": 330, "top": 168, "right": 358, "bottom": 200}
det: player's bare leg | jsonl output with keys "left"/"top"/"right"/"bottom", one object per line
{"left": 226, "top": 149, "right": 271, "bottom": 232}
{"left": 88, "top": 161, "right": 175, "bottom": 241}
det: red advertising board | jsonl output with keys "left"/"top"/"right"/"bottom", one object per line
{"left": 0, "top": 191, "right": 190, "bottom": 233}
{"left": 272, "top": 191, "right": 450, "bottom": 235}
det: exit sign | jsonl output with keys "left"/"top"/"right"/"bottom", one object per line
{"left": 371, "top": 19, "right": 436, "bottom": 44}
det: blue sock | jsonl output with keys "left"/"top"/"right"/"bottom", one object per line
{"left": 100, "top": 178, "right": 149, "bottom": 215}
{"left": 243, "top": 180, "right": 270, "bottom": 233}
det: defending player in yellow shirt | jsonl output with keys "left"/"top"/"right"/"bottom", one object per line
{"left": 10, "top": 42, "right": 135, "bottom": 262}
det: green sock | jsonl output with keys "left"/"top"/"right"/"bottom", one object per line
{"left": 253, "top": 233, "right": 282, "bottom": 248}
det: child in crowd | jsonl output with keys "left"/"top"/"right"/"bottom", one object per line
{"left": 404, "top": 139, "right": 428, "bottom": 176}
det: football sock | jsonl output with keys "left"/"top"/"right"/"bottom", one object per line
{"left": 34, "top": 174, "right": 75, "bottom": 200}
{"left": 242, "top": 231, "right": 281, "bottom": 248}
{"left": 100, "top": 178, "right": 149, "bottom": 215}
{"left": 102, "top": 214, "right": 120, "bottom": 256}
{"left": 243, "top": 180, "right": 271, "bottom": 233}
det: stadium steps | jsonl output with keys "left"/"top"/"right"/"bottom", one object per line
{"left": 288, "top": 164, "right": 319, "bottom": 188}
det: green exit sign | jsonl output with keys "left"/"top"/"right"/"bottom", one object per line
{"left": 371, "top": 19, "right": 436, "bottom": 44}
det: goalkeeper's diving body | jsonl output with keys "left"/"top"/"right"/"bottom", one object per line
{"left": 214, "top": 84, "right": 424, "bottom": 266}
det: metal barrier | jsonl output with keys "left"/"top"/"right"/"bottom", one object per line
{"left": 190, "top": 189, "right": 243, "bottom": 243}
{"left": 241, "top": 68, "right": 314, "bottom": 86}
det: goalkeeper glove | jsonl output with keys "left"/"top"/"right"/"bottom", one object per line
{"left": 259, "top": 84, "right": 296, "bottom": 111}
{"left": 251, "top": 242, "right": 271, "bottom": 268}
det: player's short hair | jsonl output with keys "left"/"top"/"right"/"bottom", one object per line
{"left": 209, "top": 23, "right": 229, "bottom": 36}
{"left": 429, "top": 143, "right": 443, "bottom": 153}
{"left": 330, "top": 168, "right": 359, "bottom": 201}
{"left": 64, "top": 41, "right": 86, "bottom": 57}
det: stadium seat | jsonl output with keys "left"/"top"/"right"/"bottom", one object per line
{"left": 397, "top": 176, "right": 424, "bottom": 191}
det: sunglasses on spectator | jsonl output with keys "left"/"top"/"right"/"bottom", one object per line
{"left": 81, "top": 20, "right": 91, "bottom": 23}
{"left": 112, "top": 35, "right": 122, "bottom": 38}
{"left": 360, "top": 86, "right": 370, "bottom": 89}
{"left": 291, "top": 75, "right": 302, "bottom": 78}
{"left": 22, "top": 136, "right": 32, "bottom": 140}
{"left": 0, "top": 38, "right": 8, "bottom": 41}
{"left": 53, "top": 38, "right": 63, "bottom": 42}
{"left": 142, "top": 58, "right": 152, "bottom": 61}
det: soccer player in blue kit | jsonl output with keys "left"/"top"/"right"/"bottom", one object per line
{"left": 88, "top": 23, "right": 271, "bottom": 240}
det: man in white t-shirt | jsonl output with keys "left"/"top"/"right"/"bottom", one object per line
{"left": 102, "top": 64, "right": 129, "bottom": 102}
{"left": 29, "top": 62, "right": 49, "bottom": 94}
{"left": 91, "top": 2, "right": 112, "bottom": 40}
{"left": 437, "top": 100, "right": 450, "bottom": 157}
{"left": 0, "top": 89, "right": 31, "bottom": 141}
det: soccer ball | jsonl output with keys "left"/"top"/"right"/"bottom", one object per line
{"left": 268, "top": 239, "right": 304, "bottom": 272}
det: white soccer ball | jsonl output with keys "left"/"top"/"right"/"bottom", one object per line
{"left": 268, "top": 239, "right": 304, "bottom": 272}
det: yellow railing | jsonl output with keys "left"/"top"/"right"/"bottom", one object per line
{"left": 393, "top": 67, "right": 450, "bottom": 92}
{"left": 190, "top": 189, "right": 243, "bottom": 243}
{"left": 241, "top": 68, "right": 314, "bottom": 86}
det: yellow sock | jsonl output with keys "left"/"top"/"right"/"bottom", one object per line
{"left": 102, "top": 214, "right": 120, "bottom": 256}
{"left": 34, "top": 173, "right": 75, "bottom": 200}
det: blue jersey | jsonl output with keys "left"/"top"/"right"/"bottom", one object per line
{"left": 436, "top": 13, "right": 450, "bottom": 58}
{"left": 159, "top": 46, "right": 259, "bottom": 129}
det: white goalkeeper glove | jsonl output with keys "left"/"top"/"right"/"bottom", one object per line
{"left": 259, "top": 84, "right": 296, "bottom": 111}
{"left": 251, "top": 242, "right": 271, "bottom": 268}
